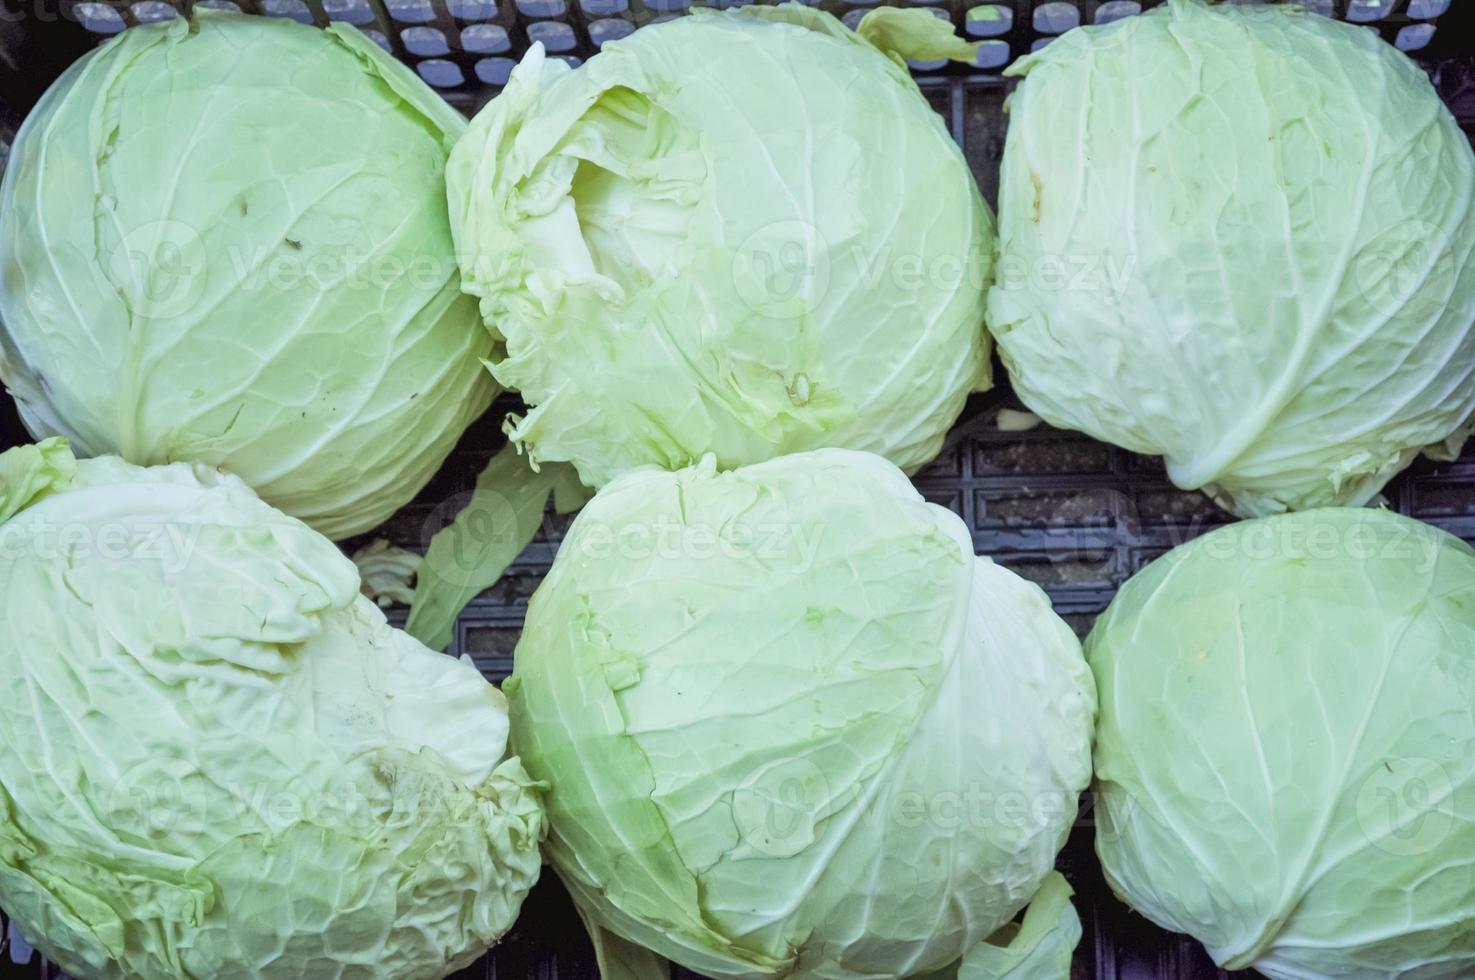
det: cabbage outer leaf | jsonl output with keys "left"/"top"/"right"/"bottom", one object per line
{"left": 986, "top": 0, "right": 1475, "bottom": 517}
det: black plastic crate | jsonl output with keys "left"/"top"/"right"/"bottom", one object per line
{"left": 1, "top": 0, "right": 1472, "bottom": 116}
{"left": 1, "top": 1, "right": 1473, "bottom": 978}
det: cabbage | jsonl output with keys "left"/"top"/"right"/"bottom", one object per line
{"left": 506, "top": 449, "right": 1096, "bottom": 979}
{"left": 446, "top": 5, "right": 994, "bottom": 489}
{"left": 0, "top": 440, "right": 544, "bottom": 979}
{"left": 1089, "top": 508, "right": 1475, "bottom": 978}
{"left": 986, "top": 0, "right": 1475, "bottom": 518}
{"left": 0, "top": 12, "right": 494, "bottom": 539}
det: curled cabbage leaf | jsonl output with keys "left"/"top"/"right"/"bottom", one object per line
{"left": 0, "top": 12, "right": 494, "bottom": 539}
{"left": 507, "top": 449, "right": 1095, "bottom": 979}
{"left": 1090, "top": 508, "right": 1475, "bottom": 978}
{"left": 986, "top": 0, "right": 1475, "bottom": 518}
{"left": 447, "top": 5, "right": 994, "bottom": 488}
{"left": 0, "top": 440, "right": 544, "bottom": 980}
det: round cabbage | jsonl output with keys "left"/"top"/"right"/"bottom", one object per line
{"left": 0, "top": 13, "right": 494, "bottom": 540}
{"left": 986, "top": 0, "right": 1475, "bottom": 518}
{"left": 1090, "top": 508, "right": 1475, "bottom": 978}
{"left": 506, "top": 449, "right": 1095, "bottom": 979}
{"left": 447, "top": 6, "right": 995, "bottom": 489}
{"left": 0, "top": 440, "right": 544, "bottom": 980}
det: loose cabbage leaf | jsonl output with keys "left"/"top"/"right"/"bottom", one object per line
{"left": 855, "top": 6, "right": 982, "bottom": 65}
{"left": 351, "top": 539, "right": 423, "bottom": 608}
{"left": 406, "top": 443, "right": 583, "bottom": 651}
{"left": 957, "top": 873, "right": 1081, "bottom": 980}
{"left": 574, "top": 900, "right": 674, "bottom": 980}
{"left": 0, "top": 437, "right": 75, "bottom": 523}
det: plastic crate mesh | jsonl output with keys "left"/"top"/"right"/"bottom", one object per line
{"left": 57, "top": 0, "right": 1452, "bottom": 109}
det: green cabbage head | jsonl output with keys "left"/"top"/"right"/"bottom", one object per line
{"left": 447, "top": 6, "right": 995, "bottom": 489}
{"left": 507, "top": 449, "right": 1095, "bottom": 979}
{"left": 0, "top": 12, "right": 494, "bottom": 540}
{"left": 0, "top": 439, "right": 544, "bottom": 979}
{"left": 986, "top": 0, "right": 1475, "bottom": 518}
{"left": 1090, "top": 508, "right": 1475, "bottom": 978}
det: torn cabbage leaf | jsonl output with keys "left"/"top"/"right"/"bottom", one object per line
{"left": 447, "top": 5, "right": 994, "bottom": 489}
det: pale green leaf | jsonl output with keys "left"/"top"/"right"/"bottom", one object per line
{"left": 957, "top": 873, "right": 1080, "bottom": 980}
{"left": 406, "top": 443, "right": 576, "bottom": 650}
{"left": 0, "top": 437, "right": 76, "bottom": 524}
{"left": 857, "top": 6, "right": 981, "bottom": 65}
